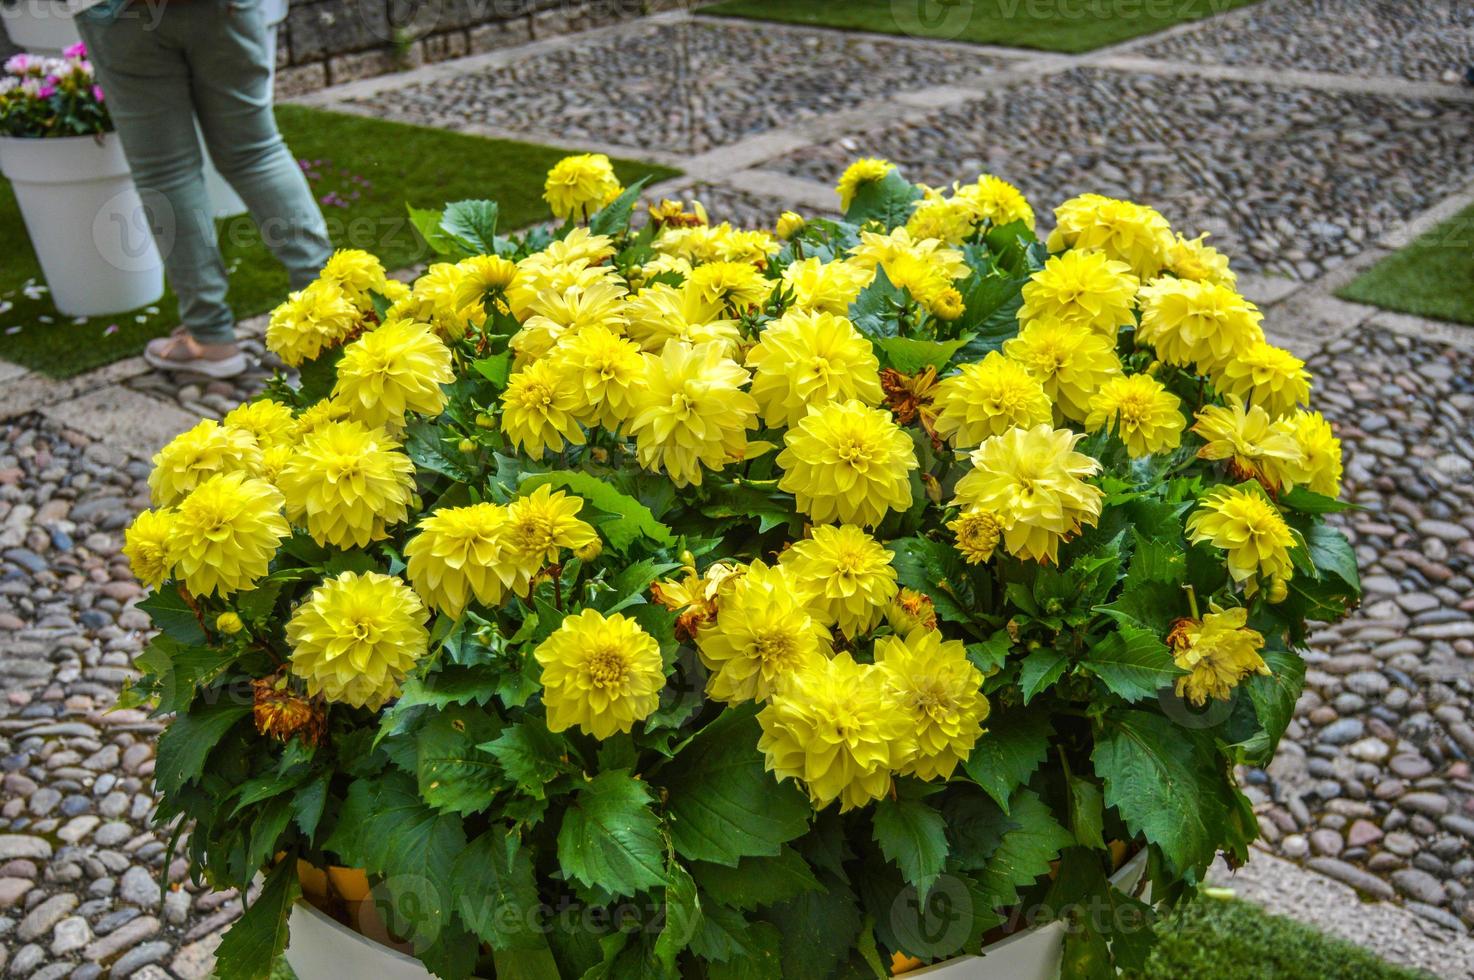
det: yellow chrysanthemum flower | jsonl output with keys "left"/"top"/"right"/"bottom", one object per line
{"left": 1018, "top": 250, "right": 1139, "bottom": 336}
{"left": 953, "top": 424, "right": 1104, "bottom": 565}
{"left": 835, "top": 157, "right": 896, "bottom": 212}
{"left": 781, "top": 524, "right": 898, "bottom": 638}
{"left": 123, "top": 507, "right": 176, "bottom": 590}
{"left": 292, "top": 398, "right": 350, "bottom": 439}
{"left": 1085, "top": 373, "right": 1186, "bottom": 458}
{"left": 505, "top": 258, "right": 616, "bottom": 322}
{"left": 775, "top": 210, "right": 806, "bottom": 240}
{"left": 391, "top": 263, "right": 482, "bottom": 342}
{"left": 520, "top": 279, "right": 629, "bottom": 338}
{"left": 535, "top": 609, "right": 664, "bottom": 739}
{"left": 1186, "top": 484, "right": 1298, "bottom": 589}
{"left": 404, "top": 503, "right": 510, "bottom": 617}
{"left": 932, "top": 352, "right": 1053, "bottom": 448}
{"left": 948, "top": 508, "right": 1002, "bottom": 565}
{"left": 497, "top": 485, "right": 599, "bottom": 596}
{"left": 630, "top": 340, "right": 758, "bottom": 487}
{"left": 956, "top": 174, "right": 1035, "bottom": 231}
{"left": 454, "top": 254, "right": 518, "bottom": 312}
{"left": 886, "top": 588, "right": 938, "bottom": 634}
{"left": 1047, "top": 194, "right": 1174, "bottom": 280}
{"left": 1213, "top": 341, "right": 1311, "bottom": 419}
{"left": 1136, "top": 277, "right": 1264, "bottom": 374}
{"left": 266, "top": 278, "right": 361, "bottom": 367}
{"left": 623, "top": 282, "right": 740, "bottom": 355}
{"left": 1192, "top": 397, "right": 1305, "bottom": 492}
{"left": 1169, "top": 605, "right": 1269, "bottom": 705}
{"left": 1168, "top": 233, "right": 1236, "bottom": 287}
{"left": 849, "top": 227, "right": 969, "bottom": 288}
{"left": 876, "top": 629, "right": 989, "bottom": 781}
{"left": 746, "top": 310, "right": 883, "bottom": 428}
{"left": 286, "top": 571, "right": 429, "bottom": 710}
{"left": 656, "top": 222, "right": 777, "bottom": 266}
{"left": 757, "top": 652, "right": 914, "bottom": 812}
{"left": 539, "top": 228, "right": 618, "bottom": 267}
{"left": 500, "top": 358, "right": 587, "bottom": 459}
{"left": 257, "top": 445, "right": 294, "bottom": 484}
{"left": 320, "top": 249, "right": 391, "bottom": 310}
{"left": 1003, "top": 318, "right": 1123, "bottom": 423}
{"left": 780, "top": 258, "right": 871, "bottom": 315}
{"left": 543, "top": 153, "right": 623, "bottom": 220}
{"left": 551, "top": 324, "right": 646, "bottom": 430}
{"left": 1289, "top": 410, "right": 1343, "bottom": 498}
{"left": 279, "top": 420, "right": 416, "bottom": 548}
{"left": 149, "top": 419, "right": 261, "bottom": 507}
{"left": 696, "top": 560, "right": 830, "bottom": 704}
{"left": 880, "top": 249, "right": 961, "bottom": 313}
{"left": 334, "top": 319, "right": 454, "bottom": 429}
{"left": 222, "top": 399, "right": 296, "bottom": 450}
{"left": 685, "top": 260, "right": 773, "bottom": 312}
{"left": 167, "top": 473, "right": 289, "bottom": 598}
{"left": 777, "top": 399, "right": 917, "bottom": 529}
{"left": 905, "top": 187, "right": 978, "bottom": 244}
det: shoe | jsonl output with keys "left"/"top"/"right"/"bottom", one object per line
{"left": 144, "top": 328, "right": 247, "bottom": 379}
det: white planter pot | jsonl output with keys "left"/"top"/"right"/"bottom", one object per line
{"left": 284, "top": 851, "right": 1150, "bottom": 980}
{"left": 0, "top": 132, "right": 164, "bottom": 317}
{"left": 0, "top": 0, "right": 80, "bottom": 56}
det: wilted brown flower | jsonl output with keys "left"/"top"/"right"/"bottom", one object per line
{"left": 253, "top": 677, "right": 326, "bottom": 746}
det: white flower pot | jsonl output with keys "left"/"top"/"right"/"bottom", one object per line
{"left": 0, "top": 131, "right": 164, "bottom": 316}
{"left": 283, "top": 851, "right": 1150, "bottom": 980}
{"left": 1, "top": 0, "right": 78, "bottom": 56}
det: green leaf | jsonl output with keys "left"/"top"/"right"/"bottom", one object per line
{"left": 848, "top": 266, "right": 905, "bottom": 341}
{"left": 966, "top": 630, "right": 1012, "bottom": 676}
{"left": 396, "top": 665, "right": 502, "bottom": 709}
{"left": 212, "top": 859, "right": 299, "bottom": 980}
{"left": 942, "top": 786, "right": 1017, "bottom": 870}
{"left": 689, "top": 847, "right": 822, "bottom": 911}
{"left": 843, "top": 170, "right": 922, "bottom": 229}
{"left": 875, "top": 334, "right": 973, "bottom": 373}
{"left": 1095, "top": 580, "right": 1182, "bottom": 634}
{"left": 1279, "top": 486, "right": 1355, "bottom": 514}
{"left": 699, "top": 485, "right": 794, "bottom": 534}
{"left": 136, "top": 587, "right": 205, "bottom": 644}
{"left": 154, "top": 700, "right": 251, "bottom": 795}
{"left": 482, "top": 719, "right": 573, "bottom": 800}
{"left": 407, "top": 203, "right": 457, "bottom": 256}
{"left": 601, "top": 558, "right": 682, "bottom": 614}
{"left": 325, "top": 771, "right": 468, "bottom": 907}
{"left": 589, "top": 176, "right": 652, "bottom": 237}
{"left": 405, "top": 420, "right": 478, "bottom": 482}
{"left": 1245, "top": 646, "right": 1305, "bottom": 757}
{"left": 417, "top": 704, "right": 503, "bottom": 816}
{"left": 955, "top": 270, "right": 1026, "bottom": 354}
{"left": 1018, "top": 646, "right": 1068, "bottom": 703}
{"left": 1081, "top": 625, "right": 1184, "bottom": 703}
{"left": 474, "top": 352, "right": 512, "bottom": 388}
{"left": 692, "top": 906, "right": 782, "bottom": 976}
{"left": 453, "top": 829, "right": 543, "bottom": 950}
{"left": 519, "top": 470, "right": 675, "bottom": 551}
{"left": 1305, "top": 523, "right": 1359, "bottom": 590}
{"left": 888, "top": 537, "right": 976, "bottom": 627}
{"left": 872, "top": 797, "right": 948, "bottom": 900}
{"left": 768, "top": 876, "right": 863, "bottom": 979}
{"left": 1067, "top": 775, "right": 1106, "bottom": 849}
{"left": 969, "top": 788, "right": 1073, "bottom": 909}
{"left": 557, "top": 770, "right": 667, "bottom": 897}
{"left": 961, "top": 706, "right": 1052, "bottom": 811}
{"left": 441, "top": 199, "right": 499, "bottom": 254}
{"left": 654, "top": 862, "right": 702, "bottom": 975}
{"left": 1124, "top": 532, "right": 1186, "bottom": 590}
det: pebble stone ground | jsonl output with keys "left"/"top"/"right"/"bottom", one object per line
{"left": 1, "top": 0, "right": 1473, "bottom": 976}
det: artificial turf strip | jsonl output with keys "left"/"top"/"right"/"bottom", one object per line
{"left": 701, "top": 0, "right": 1263, "bottom": 54}
{"left": 0, "top": 105, "right": 679, "bottom": 379}
{"left": 1336, "top": 203, "right": 1474, "bottom": 327}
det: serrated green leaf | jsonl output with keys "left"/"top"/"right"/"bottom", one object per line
{"left": 968, "top": 788, "right": 1073, "bottom": 909}
{"left": 212, "top": 859, "right": 299, "bottom": 980}
{"left": 589, "top": 176, "right": 652, "bottom": 237}
{"left": 483, "top": 719, "right": 573, "bottom": 800}
{"left": 1305, "top": 522, "right": 1359, "bottom": 590}
{"left": 872, "top": 797, "right": 949, "bottom": 900}
{"left": 137, "top": 587, "right": 205, "bottom": 644}
{"left": 1067, "top": 775, "right": 1106, "bottom": 849}
{"left": 154, "top": 700, "right": 250, "bottom": 795}
{"left": 1018, "top": 646, "right": 1068, "bottom": 703}
{"left": 557, "top": 770, "right": 667, "bottom": 897}
{"left": 453, "top": 828, "right": 543, "bottom": 950}
{"left": 474, "top": 352, "right": 512, "bottom": 388}
{"left": 848, "top": 266, "right": 905, "bottom": 341}
{"left": 1279, "top": 486, "right": 1355, "bottom": 514}
{"left": 407, "top": 203, "right": 457, "bottom": 256}
{"left": 692, "top": 906, "right": 782, "bottom": 976}
{"left": 875, "top": 334, "right": 973, "bottom": 373}
{"left": 966, "top": 629, "right": 1012, "bottom": 676}
{"left": 767, "top": 876, "right": 863, "bottom": 980}
{"left": 519, "top": 469, "right": 674, "bottom": 551}
{"left": 1124, "top": 532, "right": 1185, "bottom": 589}
{"left": 1095, "top": 580, "right": 1182, "bottom": 634}
{"left": 1081, "top": 625, "right": 1183, "bottom": 702}
{"left": 843, "top": 170, "right": 922, "bottom": 228}
{"left": 406, "top": 420, "right": 478, "bottom": 481}
{"left": 417, "top": 703, "right": 503, "bottom": 816}
{"left": 1244, "top": 646, "right": 1305, "bottom": 758}
{"left": 654, "top": 862, "right": 702, "bottom": 975}
{"left": 942, "top": 785, "right": 1018, "bottom": 870}
{"left": 689, "top": 847, "right": 822, "bottom": 911}
{"left": 441, "top": 199, "right": 498, "bottom": 254}
{"left": 962, "top": 706, "right": 1052, "bottom": 811}
{"left": 889, "top": 537, "right": 976, "bottom": 627}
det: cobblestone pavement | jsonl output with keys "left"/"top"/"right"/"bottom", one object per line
{"left": 2, "top": 6, "right": 1474, "bottom": 978}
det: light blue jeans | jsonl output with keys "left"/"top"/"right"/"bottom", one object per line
{"left": 77, "top": 0, "right": 331, "bottom": 343}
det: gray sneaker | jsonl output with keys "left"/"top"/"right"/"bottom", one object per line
{"left": 144, "top": 329, "right": 247, "bottom": 379}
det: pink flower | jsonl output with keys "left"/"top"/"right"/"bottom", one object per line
{"left": 63, "top": 42, "right": 88, "bottom": 59}
{"left": 92, "top": 84, "right": 105, "bottom": 102}
{"left": 37, "top": 83, "right": 56, "bottom": 99}
{"left": 4, "top": 54, "right": 32, "bottom": 75}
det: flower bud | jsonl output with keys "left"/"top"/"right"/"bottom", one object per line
{"left": 775, "top": 211, "right": 805, "bottom": 240}
{"left": 575, "top": 538, "right": 603, "bottom": 562}
{"left": 216, "top": 611, "right": 244, "bottom": 635}
{"left": 458, "top": 437, "right": 476, "bottom": 453}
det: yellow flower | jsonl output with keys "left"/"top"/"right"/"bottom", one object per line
{"left": 1018, "top": 250, "right": 1139, "bottom": 336}
{"left": 623, "top": 282, "right": 741, "bottom": 355}
{"left": 1289, "top": 410, "right": 1343, "bottom": 498}
{"left": 880, "top": 249, "right": 960, "bottom": 313}
{"left": 849, "top": 227, "right": 969, "bottom": 285}
{"left": 279, "top": 420, "right": 416, "bottom": 548}
{"left": 948, "top": 508, "right": 1002, "bottom": 565}
{"left": 454, "top": 254, "right": 518, "bottom": 312}
{"left": 781, "top": 524, "right": 898, "bottom": 638}
{"left": 167, "top": 473, "right": 289, "bottom": 597}
{"left": 931, "top": 287, "right": 965, "bottom": 321}
{"left": 320, "top": 249, "right": 391, "bottom": 309}
{"left": 535, "top": 609, "right": 664, "bottom": 739}
{"left": 1136, "top": 277, "right": 1264, "bottom": 373}
{"left": 932, "top": 352, "right": 1053, "bottom": 448}
{"left": 696, "top": 560, "right": 830, "bottom": 704}
{"left": 747, "top": 310, "right": 883, "bottom": 428}
{"left": 1085, "top": 373, "right": 1186, "bottom": 458}
{"left": 686, "top": 260, "right": 772, "bottom": 312}
{"left": 216, "top": 611, "right": 244, "bottom": 635}
{"left": 630, "top": 340, "right": 758, "bottom": 487}
{"left": 149, "top": 419, "right": 261, "bottom": 507}
{"left": 657, "top": 222, "right": 777, "bottom": 266}
{"left": 1169, "top": 605, "right": 1269, "bottom": 706}
{"left": 286, "top": 571, "right": 429, "bottom": 710}
{"left": 500, "top": 358, "right": 587, "bottom": 459}
{"left": 1047, "top": 194, "right": 1174, "bottom": 280}
{"left": 222, "top": 399, "right": 297, "bottom": 450}
{"left": 1186, "top": 484, "right": 1298, "bottom": 589}
{"left": 1192, "top": 397, "right": 1305, "bottom": 492}
{"left": 886, "top": 588, "right": 938, "bottom": 634}
{"left": 953, "top": 424, "right": 1104, "bottom": 565}
{"left": 520, "top": 279, "right": 629, "bottom": 340}
{"left": 1004, "top": 318, "right": 1122, "bottom": 422}
{"left": 1168, "top": 233, "right": 1236, "bottom": 288}
{"left": 543, "top": 153, "right": 623, "bottom": 220}
{"left": 1213, "top": 341, "right": 1311, "bottom": 419}
{"left": 498, "top": 485, "right": 599, "bottom": 597}
{"left": 956, "top": 175, "right": 1035, "bottom": 231}
{"left": 776, "top": 210, "right": 806, "bottom": 239}
{"left": 835, "top": 157, "right": 895, "bottom": 212}
{"left": 551, "top": 324, "right": 647, "bottom": 430}
{"left": 334, "top": 319, "right": 454, "bottom": 429}
{"left": 292, "top": 398, "right": 350, "bottom": 439}
{"left": 780, "top": 258, "right": 871, "bottom": 315}
{"left": 123, "top": 507, "right": 176, "bottom": 590}
{"left": 777, "top": 399, "right": 917, "bottom": 529}
{"left": 905, "top": 188, "right": 978, "bottom": 244}
{"left": 757, "top": 652, "right": 914, "bottom": 812}
{"left": 404, "top": 503, "right": 510, "bottom": 617}
{"left": 505, "top": 258, "right": 615, "bottom": 321}
{"left": 539, "top": 228, "right": 618, "bottom": 267}
{"left": 266, "top": 279, "right": 361, "bottom": 367}
{"left": 876, "top": 629, "right": 989, "bottom": 781}
{"left": 652, "top": 559, "right": 743, "bottom": 642}
{"left": 393, "top": 263, "right": 482, "bottom": 342}
{"left": 258, "top": 445, "right": 294, "bottom": 484}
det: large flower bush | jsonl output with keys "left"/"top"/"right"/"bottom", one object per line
{"left": 0, "top": 46, "right": 110, "bottom": 138}
{"left": 125, "top": 153, "right": 1360, "bottom": 980}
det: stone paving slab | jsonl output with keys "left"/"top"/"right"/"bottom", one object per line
{"left": 40, "top": 388, "right": 198, "bottom": 464}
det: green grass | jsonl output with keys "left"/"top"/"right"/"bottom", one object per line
{"left": 702, "top": 0, "right": 1262, "bottom": 53}
{"left": 1337, "top": 203, "right": 1474, "bottom": 326}
{"left": 0, "top": 105, "right": 679, "bottom": 379}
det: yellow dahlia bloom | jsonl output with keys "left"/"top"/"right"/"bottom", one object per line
{"left": 879, "top": 249, "right": 961, "bottom": 313}
{"left": 630, "top": 340, "right": 758, "bottom": 487}
{"left": 849, "top": 227, "right": 969, "bottom": 285}
{"left": 505, "top": 258, "right": 615, "bottom": 321}
{"left": 1289, "top": 410, "right": 1343, "bottom": 498}
{"left": 1168, "top": 233, "right": 1236, "bottom": 287}
{"left": 1047, "top": 194, "right": 1174, "bottom": 280}
{"left": 1170, "top": 605, "right": 1269, "bottom": 706}
{"left": 1213, "top": 341, "right": 1311, "bottom": 419}
{"left": 747, "top": 310, "right": 883, "bottom": 428}
{"left": 1136, "top": 277, "right": 1264, "bottom": 373}
{"left": 780, "top": 258, "right": 870, "bottom": 315}
{"left": 551, "top": 324, "right": 646, "bottom": 430}
{"left": 149, "top": 419, "right": 262, "bottom": 507}
{"left": 781, "top": 524, "right": 898, "bottom": 638}
{"left": 906, "top": 187, "right": 978, "bottom": 244}
{"left": 876, "top": 629, "right": 989, "bottom": 781}
{"left": 886, "top": 588, "right": 938, "bottom": 634}
{"left": 123, "top": 507, "right": 176, "bottom": 590}
{"left": 777, "top": 400, "right": 917, "bottom": 529}
{"left": 222, "top": 399, "right": 296, "bottom": 450}
{"left": 685, "top": 261, "right": 773, "bottom": 312}
{"left": 539, "top": 228, "right": 618, "bottom": 267}
{"left": 404, "top": 503, "right": 510, "bottom": 617}
{"left": 543, "top": 153, "right": 623, "bottom": 220}
{"left": 535, "top": 609, "right": 664, "bottom": 739}
{"left": 948, "top": 508, "right": 1002, "bottom": 565}
{"left": 656, "top": 222, "right": 777, "bottom": 266}
{"left": 520, "top": 279, "right": 629, "bottom": 339}
{"left": 1192, "top": 397, "right": 1305, "bottom": 492}
{"left": 286, "top": 571, "right": 429, "bottom": 710}
{"left": 500, "top": 358, "right": 587, "bottom": 459}
{"left": 953, "top": 424, "right": 1104, "bottom": 565}
{"left": 258, "top": 445, "right": 294, "bottom": 485}
{"left": 932, "top": 352, "right": 1053, "bottom": 448}
{"left": 1018, "top": 250, "right": 1139, "bottom": 336}
{"left": 320, "top": 249, "right": 391, "bottom": 309}
{"left": 334, "top": 319, "right": 453, "bottom": 429}
{"left": 454, "top": 254, "right": 518, "bottom": 312}
{"left": 391, "top": 263, "right": 482, "bottom": 342}
{"left": 167, "top": 473, "right": 289, "bottom": 598}
{"left": 292, "top": 398, "right": 350, "bottom": 438}
{"left": 266, "top": 278, "right": 362, "bottom": 367}
{"left": 956, "top": 174, "right": 1035, "bottom": 231}
{"left": 758, "top": 652, "right": 914, "bottom": 812}
{"left": 652, "top": 558, "right": 742, "bottom": 641}
{"left": 1187, "top": 484, "right": 1297, "bottom": 588}
{"left": 696, "top": 560, "right": 830, "bottom": 704}
{"left": 623, "top": 282, "right": 740, "bottom": 355}
{"left": 1003, "top": 318, "right": 1123, "bottom": 422}
{"left": 775, "top": 210, "right": 806, "bottom": 240}
{"left": 497, "top": 485, "right": 599, "bottom": 596}
{"left": 835, "top": 157, "right": 895, "bottom": 212}
{"left": 279, "top": 420, "right": 415, "bottom": 548}
{"left": 1085, "top": 374, "right": 1186, "bottom": 458}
